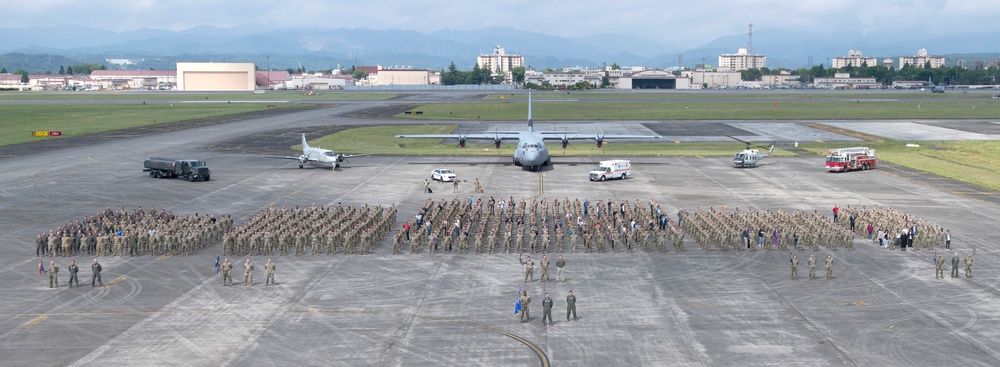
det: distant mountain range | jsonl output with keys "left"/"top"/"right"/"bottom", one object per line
{"left": 1, "top": 25, "right": 998, "bottom": 73}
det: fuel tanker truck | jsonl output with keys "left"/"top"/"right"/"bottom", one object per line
{"left": 143, "top": 157, "right": 212, "bottom": 182}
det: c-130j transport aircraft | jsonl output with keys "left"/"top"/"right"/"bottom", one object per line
{"left": 395, "top": 91, "right": 661, "bottom": 171}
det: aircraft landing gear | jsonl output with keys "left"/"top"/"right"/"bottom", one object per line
{"left": 298, "top": 164, "right": 304, "bottom": 169}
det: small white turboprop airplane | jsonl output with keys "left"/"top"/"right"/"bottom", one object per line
{"left": 262, "top": 134, "right": 373, "bottom": 169}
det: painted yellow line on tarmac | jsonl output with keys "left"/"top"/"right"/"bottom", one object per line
{"left": 104, "top": 276, "right": 128, "bottom": 287}
{"left": 20, "top": 315, "right": 48, "bottom": 329}
{"left": 538, "top": 173, "right": 544, "bottom": 196}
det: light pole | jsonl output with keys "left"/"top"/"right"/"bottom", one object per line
{"left": 266, "top": 56, "right": 270, "bottom": 90}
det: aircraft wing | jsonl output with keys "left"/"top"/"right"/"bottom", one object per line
{"left": 261, "top": 155, "right": 303, "bottom": 160}
{"left": 540, "top": 134, "right": 661, "bottom": 140}
{"left": 395, "top": 134, "right": 520, "bottom": 140}
{"left": 340, "top": 153, "right": 375, "bottom": 159}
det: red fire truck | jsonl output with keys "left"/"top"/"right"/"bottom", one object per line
{"left": 825, "top": 147, "right": 878, "bottom": 172}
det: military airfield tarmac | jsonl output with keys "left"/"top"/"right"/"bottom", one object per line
{"left": 3, "top": 92, "right": 1000, "bottom": 366}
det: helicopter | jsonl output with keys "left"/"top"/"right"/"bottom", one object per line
{"left": 729, "top": 137, "right": 774, "bottom": 168}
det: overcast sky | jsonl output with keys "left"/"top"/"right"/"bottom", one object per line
{"left": 5, "top": 0, "right": 1000, "bottom": 47}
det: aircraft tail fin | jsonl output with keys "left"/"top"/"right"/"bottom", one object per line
{"left": 527, "top": 90, "right": 533, "bottom": 133}
{"left": 767, "top": 143, "right": 775, "bottom": 157}
{"left": 301, "top": 134, "right": 310, "bottom": 151}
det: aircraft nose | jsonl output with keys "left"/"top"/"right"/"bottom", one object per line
{"left": 523, "top": 150, "right": 541, "bottom": 165}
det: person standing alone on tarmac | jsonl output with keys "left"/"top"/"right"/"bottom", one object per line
{"left": 523, "top": 256, "right": 534, "bottom": 283}
{"left": 244, "top": 258, "right": 255, "bottom": 286}
{"left": 965, "top": 252, "right": 974, "bottom": 278}
{"left": 808, "top": 254, "right": 817, "bottom": 280}
{"left": 265, "top": 259, "right": 276, "bottom": 286}
{"left": 91, "top": 259, "right": 103, "bottom": 287}
{"left": 520, "top": 290, "right": 531, "bottom": 322}
{"left": 826, "top": 254, "right": 834, "bottom": 279}
{"left": 67, "top": 260, "right": 79, "bottom": 288}
{"left": 540, "top": 255, "right": 549, "bottom": 282}
{"left": 951, "top": 253, "right": 960, "bottom": 278}
{"left": 935, "top": 253, "right": 945, "bottom": 279}
{"left": 556, "top": 255, "right": 566, "bottom": 282}
{"left": 47, "top": 260, "right": 59, "bottom": 288}
{"left": 542, "top": 293, "right": 554, "bottom": 326}
{"left": 222, "top": 258, "right": 233, "bottom": 286}
{"left": 790, "top": 255, "right": 799, "bottom": 280}
{"left": 566, "top": 290, "right": 577, "bottom": 321}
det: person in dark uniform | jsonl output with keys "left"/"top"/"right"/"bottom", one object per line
{"left": 951, "top": 253, "right": 960, "bottom": 278}
{"left": 566, "top": 290, "right": 577, "bottom": 321}
{"left": 67, "top": 260, "right": 79, "bottom": 288}
{"left": 91, "top": 259, "right": 103, "bottom": 287}
{"left": 542, "top": 293, "right": 554, "bottom": 326}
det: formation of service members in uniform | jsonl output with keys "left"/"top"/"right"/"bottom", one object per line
{"left": 831, "top": 205, "right": 949, "bottom": 251}
{"left": 31, "top": 200, "right": 966, "bottom": 294}
{"left": 222, "top": 204, "right": 397, "bottom": 256}
{"left": 34, "top": 207, "right": 232, "bottom": 258}
{"left": 393, "top": 197, "right": 685, "bottom": 255}
{"left": 681, "top": 206, "right": 857, "bottom": 252}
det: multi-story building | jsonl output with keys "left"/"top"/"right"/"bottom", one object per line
{"left": 832, "top": 50, "right": 877, "bottom": 68}
{"left": 762, "top": 70, "right": 801, "bottom": 87}
{"left": 477, "top": 45, "right": 524, "bottom": 83}
{"left": 899, "top": 48, "right": 945, "bottom": 69}
{"left": 718, "top": 48, "right": 766, "bottom": 71}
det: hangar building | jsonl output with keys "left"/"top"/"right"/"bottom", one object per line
{"left": 617, "top": 70, "right": 690, "bottom": 89}
{"left": 177, "top": 62, "right": 256, "bottom": 91}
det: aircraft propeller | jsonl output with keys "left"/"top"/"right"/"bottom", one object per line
{"left": 560, "top": 135, "right": 577, "bottom": 154}
{"left": 590, "top": 133, "right": 607, "bottom": 153}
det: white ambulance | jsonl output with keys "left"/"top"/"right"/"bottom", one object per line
{"left": 589, "top": 160, "right": 631, "bottom": 181}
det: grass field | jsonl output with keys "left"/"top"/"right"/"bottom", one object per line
{"left": 0, "top": 103, "right": 287, "bottom": 146}
{"left": 308, "top": 125, "right": 795, "bottom": 157}
{"left": 799, "top": 141, "right": 1000, "bottom": 191}
{"left": 396, "top": 100, "right": 1000, "bottom": 120}
{"left": 484, "top": 90, "right": 1000, "bottom": 100}
{"left": 0, "top": 91, "right": 398, "bottom": 101}
{"left": 319, "top": 125, "right": 1000, "bottom": 192}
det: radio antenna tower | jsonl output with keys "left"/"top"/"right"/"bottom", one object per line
{"left": 747, "top": 23, "right": 753, "bottom": 55}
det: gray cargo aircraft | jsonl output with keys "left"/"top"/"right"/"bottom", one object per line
{"left": 262, "top": 134, "right": 372, "bottom": 169}
{"left": 395, "top": 92, "right": 661, "bottom": 171}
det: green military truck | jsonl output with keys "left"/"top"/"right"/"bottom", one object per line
{"left": 143, "top": 157, "right": 212, "bottom": 182}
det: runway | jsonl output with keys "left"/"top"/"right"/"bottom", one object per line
{"left": 3, "top": 95, "right": 1000, "bottom": 366}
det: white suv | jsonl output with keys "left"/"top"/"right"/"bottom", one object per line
{"left": 431, "top": 168, "right": 457, "bottom": 182}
